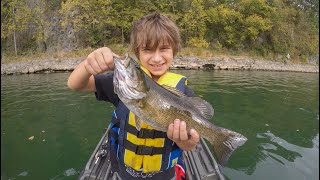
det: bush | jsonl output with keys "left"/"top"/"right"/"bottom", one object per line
{"left": 187, "top": 37, "right": 209, "bottom": 48}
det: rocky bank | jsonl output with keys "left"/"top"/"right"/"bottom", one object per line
{"left": 1, "top": 56, "right": 318, "bottom": 75}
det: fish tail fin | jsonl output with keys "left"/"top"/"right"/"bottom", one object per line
{"left": 207, "top": 127, "right": 247, "bottom": 166}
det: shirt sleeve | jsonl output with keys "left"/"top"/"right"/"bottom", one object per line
{"left": 94, "top": 72, "right": 120, "bottom": 107}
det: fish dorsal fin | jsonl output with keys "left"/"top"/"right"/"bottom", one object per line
{"left": 162, "top": 84, "right": 186, "bottom": 97}
{"left": 186, "top": 97, "right": 214, "bottom": 119}
{"left": 162, "top": 84, "right": 214, "bottom": 119}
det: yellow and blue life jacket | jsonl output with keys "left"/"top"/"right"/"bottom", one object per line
{"left": 108, "top": 67, "right": 188, "bottom": 173}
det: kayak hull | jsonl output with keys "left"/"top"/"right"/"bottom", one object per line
{"left": 78, "top": 128, "right": 225, "bottom": 180}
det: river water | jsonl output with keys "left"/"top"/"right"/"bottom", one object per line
{"left": 1, "top": 70, "right": 319, "bottom": 180}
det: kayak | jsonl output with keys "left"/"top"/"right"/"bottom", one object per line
{"left": 78, "top": 127, "right": 225, "bottom": 180}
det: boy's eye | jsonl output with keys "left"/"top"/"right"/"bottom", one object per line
{"left": 160, "top": 46, "right": 171, "bottom": 50}
{"left": 142, "top": 47, "right": 151, "bottom": 51}
{"left": 161, "top": 45, "right": 171, "bottom": 49}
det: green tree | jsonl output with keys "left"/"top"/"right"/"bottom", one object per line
{"left": 206, "top": 0, "right": 273, "bottom": 50}
{"left": 179, "top": 0, "right": 208, "bottom": 48}
{"left": 1, "top": 0, "right": 318, "bottom": 62}
{"left": 28, "top": 0, "right": 50, "bottom": 51}
{"left": 108, "top": 0, "right": 147, "bottom": 45}
{"left": 206, "top": 4, "right": 244, "bottom": 49}
{"left": 60, "top": 0, "right": 113, "bottom": 47}
{"left": 269, "top": 0, "right": 319, "bottom": 60}
{"left": 1, "top": 0, "right": 35, "bottom": 55}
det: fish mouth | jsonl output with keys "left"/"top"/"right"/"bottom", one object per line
{"left": 113, "top": 54, "right": 147, "bottom": 100}
{"left": 114, "top": 53, "right": 129, "bottom": 68}
{"left": 120, "top": 54, "right": 131, "bottom": 67}
{"left": 113, "top": 53, "right": 131, "bottom": 81}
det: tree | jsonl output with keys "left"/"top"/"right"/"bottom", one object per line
{"left": 179, "top": 0, "right": 209, "bottom": 48}
{"left": 28, "top": 0, "right": 49, "bottom": 51}
{"left": 1, "top": 0, "right": 33, "bottom": 55}
{"left": 206, "top": 4, "right": 244, "bottom": 49}
{"left": 269, "top": 0, "right": 319, "bottom": 60}
{"left": 0, "top": 0, "right": 318, "bottom": 62}
{"left": 205, "top": 0, "right": 273, "bottom": 50}
{"left": 60, "top": 0, "right": 113, "bottom": 47}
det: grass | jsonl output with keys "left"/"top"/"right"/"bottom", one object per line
{"left": 1, "top": 44, "right": 129, "bottom": 64}
{"left": 1, "top": 48, "right": 93, "bottom": 64}
{"left": 178, "top": 47, "right": 264, "bottom": 60}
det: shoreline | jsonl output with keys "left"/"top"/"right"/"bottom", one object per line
{"left": 1, "top": 56, "right": 319, "bottom": 75}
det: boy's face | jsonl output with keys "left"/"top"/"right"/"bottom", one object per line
{"left": 138, "top": 40, "right": 173, "bottom": 80}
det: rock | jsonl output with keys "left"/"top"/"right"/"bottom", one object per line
{"left": 203, "top": 64, "right": 216, "bottom": 70}
{"left": 308, "top": 55, "right": 319, "bottom": 65}
{"left": 1, "top": 55, "right": 319, "bottom": 74}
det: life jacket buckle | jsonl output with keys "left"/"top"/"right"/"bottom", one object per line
{"left": 137, "top": 129, "right": 156, "bottom": 139}
{"left": 135, "top": 145, "right": 143, "bottom": 154}
{"left": 135, "top": 145, "right": 154, "bottom": 156}
{"left": 137, "top": 130, "right": 144, "bottom": 138}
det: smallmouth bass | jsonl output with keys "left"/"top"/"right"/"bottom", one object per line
{"left": 113, "top": 54, "right": 247, "bottom": 165}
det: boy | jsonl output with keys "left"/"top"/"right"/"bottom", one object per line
{"left": 68, "top": 12, "right": 199, "bottom": 180}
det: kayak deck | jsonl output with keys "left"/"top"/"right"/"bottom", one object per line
{"left": 79, "top": 128, "right": 225, "bottom": 180}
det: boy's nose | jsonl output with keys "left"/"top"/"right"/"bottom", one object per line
{"left": 152, "top": 51, "right": 162, "bottom": 62}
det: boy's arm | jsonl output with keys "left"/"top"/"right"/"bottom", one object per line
{"left": 67, "top": 47, "right": 114, "bottom": 92}
{"left": 67, "top": 61, "right": 96, "bottom": 92}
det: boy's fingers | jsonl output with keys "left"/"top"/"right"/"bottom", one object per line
{"left": 172, "top": 119, "right": 180, "bottom": 141}
{"left": 104, "top": 51, "right": 114, "bottom": 70}
{"left": 101, "top": 48, "right": 114, "bottom": 71}
{"left": 93, "top": 51, "right": 105, "bottom": 73}
{"left": 189, "top": 129, "right": 200, "bottom": 143}
{"left": 167, "top": 123, "right": 174, "bottom": 139}
{"left": 179, "top": 121, "right": 188, "bottom": 141}
{"left": 84, "top": 60, "right": 97, "bottom": 75}
{"left": 96, "top": 51, "right": 109, "bottom": 71}
{"left": 87, "top": 53, "right": 102, "bottom": 73}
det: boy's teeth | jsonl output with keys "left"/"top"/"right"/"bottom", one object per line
{"left": 152, "top": 64, "right": 162, "bottom": 67}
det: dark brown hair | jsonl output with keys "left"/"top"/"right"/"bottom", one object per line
{"left": 129, "top": 12, "right": 181, "bottom": 58}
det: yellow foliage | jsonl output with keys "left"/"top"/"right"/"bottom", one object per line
{"left": 187, "top": 37, "right": 209, "bottom": 48}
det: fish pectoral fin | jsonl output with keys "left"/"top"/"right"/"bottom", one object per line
{"left": 134, "top": 115, "right": 142, "bottom": 131}
{"left": 186, "top": 97, "right": 214, "bottom": 119}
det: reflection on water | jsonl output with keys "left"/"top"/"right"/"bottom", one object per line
{"left": 172, "top": 70, "right": 319, "bottom": 180}
{"left": 1, "top": 71, "right": 319, "bottom": 180}
{"left": 224, "top": 133, "right": 319, "bottom": 180}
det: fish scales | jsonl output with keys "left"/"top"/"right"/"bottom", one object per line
{"left": 143, "top": 85, "right": 216, "bottom": 136}
{"left": 113, "top": 54, "right": 248, "bottom": 165}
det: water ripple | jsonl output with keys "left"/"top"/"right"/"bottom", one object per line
{"left": 2, "top": 71, "right": 318, "bottom": 180}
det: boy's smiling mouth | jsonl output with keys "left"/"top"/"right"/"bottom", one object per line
{"left": 150, "top": 63, "right": 165, "bottom": 67}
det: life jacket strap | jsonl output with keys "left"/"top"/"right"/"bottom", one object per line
{"left": 108, "top": 129, "right": 119, "bottom": 139}
{"left": 125, "top": 124, "right": 167, "bottom": 139}
{"left": 122, "top": 139, "right": 179, "bottom": 156}
{"left": 109, "top": 118, "right": 120, "bottom": 143}
{"left": 111, "top": 117, "right": 120, "bottom": 127}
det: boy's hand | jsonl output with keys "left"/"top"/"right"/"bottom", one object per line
{"left": 84, "top": 47, "right": 114, "bottom": 75}
{"left": 167, "top": 119, "right": 200, "bottom": 151}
